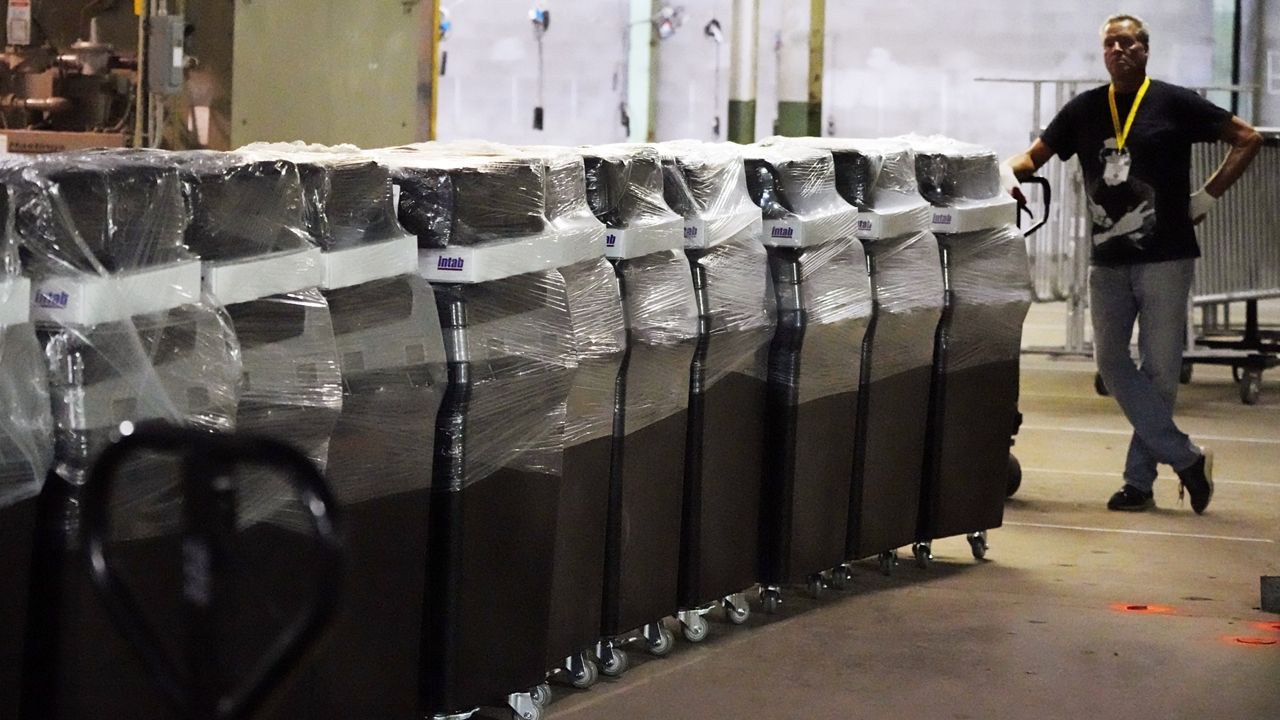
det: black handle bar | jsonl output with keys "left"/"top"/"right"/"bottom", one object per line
{"left": 81, "top": 422, "right": 343, "bottom": 720}
{"left": 1016, "top": 176, "right": 1052, "bottom": 238}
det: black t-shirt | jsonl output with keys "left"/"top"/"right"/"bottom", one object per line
{"left": 1040, "top": 78, "right": 1232, "bottom": 266}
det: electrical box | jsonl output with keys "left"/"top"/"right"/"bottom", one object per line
{"left": 6, "top": 0, "right": 32, "bottom": 46}
{"left": 147, "top": 14, "right": 185, "bottom": 95}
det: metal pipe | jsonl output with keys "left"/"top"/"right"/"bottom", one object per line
{"left": 727, "top": 0, "right": 758, "bottom": 143}
{"left": 0, "top": 95, "right": 73, "bottom": 113}
{"left": 626, "top": 0, "right": 658, "bottom": 142}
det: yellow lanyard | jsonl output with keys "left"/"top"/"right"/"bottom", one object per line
{"left": 1108, "top": 76, "right": 1151, "bottom": 152}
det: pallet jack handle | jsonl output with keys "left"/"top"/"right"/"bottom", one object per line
{"left": 1016, "top": 176, "right": 1052, "bottom": 238}
{"left": 81, "top": 422, "right": 344, "bottom": 720}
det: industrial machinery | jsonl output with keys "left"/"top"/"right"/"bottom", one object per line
{"left": 1, "top": 0, "right": 185, "bottom": 153}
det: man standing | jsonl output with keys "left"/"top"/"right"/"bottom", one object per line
{"left": 1003, "top": 14, "right": 1262, "bottom": 513}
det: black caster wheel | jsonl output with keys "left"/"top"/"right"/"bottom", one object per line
{"left": 530, "top": 683, "right": 552, "bottom": 707}
{"left": 967, "top": 531, "right": 989, "bottom": 560}
{"left": 1094, "top": 372, "right": 1109, "bottom": 396}
{"left": 724, "top": 597, "right": 750, "bottom": 625}
{"left": 646, "top": 625, "right": 675, "bottom": 657}
{"left": 569, "top": 656, "right": 598, "bottom": 689}
{"left": 761, "top": 587, "right": 782, "bottom": 614}
{"left": 878, "top": 550, "right": 897, "bottom": 576}
{"left": 1006, "top": 453, "right": 1022, "bottom": 498}
{"left": 681, "top": 613, "right": 709, "bottom": 642}
{"left": 830, "top": 565, "right": 850, "bottom": 590}
{"left": 1180, "top": 361, "right": 1193, "bottom": 384}
{"left": 598, "top": 647, "right": 629, "bottom": 677}
{"left": 806, "top": 573, "right": 824, "bottom": 599}
{"left": 913, "top": 543, "right": 933, "bottom": 570}
{"left": 1240, "top": 368, "right": 1262, "bottom": 405}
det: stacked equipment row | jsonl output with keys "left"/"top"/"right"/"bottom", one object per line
{"left": 0, "top": 135, "right": 1032, "bottom": 720}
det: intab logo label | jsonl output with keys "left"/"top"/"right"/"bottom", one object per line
{"left": 436, "top": 256, "right": 465, "bottom": 271}
{"left": 856, "top": 219, "right": 873, "bottom": 231}
{"left": 606, "top": 234, "right": 618, "bottom": 248}
{"left": 933, "top": 213, "right": 953, "bottom": 225}
{"left": 684, "top": 226, "right": 699, "bottom": 239}
{"left": 770, "top": 226, "right": 794, "bottom": 240}
{"left": 34, "top": 290, "right": 69, "bottom": 309}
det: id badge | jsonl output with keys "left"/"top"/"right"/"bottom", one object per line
{"left": 1102, "top": 150, "right": 1132, "bottom": 186}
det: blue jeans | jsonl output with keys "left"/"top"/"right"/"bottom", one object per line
{"left": 1090, "top": 260, "right": 1201, "bottom": 493}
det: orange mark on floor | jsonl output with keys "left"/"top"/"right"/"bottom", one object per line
{"left": 1223, "top": 636, "right": 1278, "bottom": 647}
{"left": 1108, "top": 603, "right": 1177, "bottom": 615}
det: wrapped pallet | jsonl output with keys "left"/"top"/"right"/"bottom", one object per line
{"left": 580, "top": 143, "right": 698, "bottom": 673}
{"left": 378, "top": 143, "right": 584, "bottom": 720}
{"left": 659, "top": 140, "right": 774, "bottom": 637}
{"left": 0, "top": 176, "right": 55, "bottom": 720}
{"left": 899, "top": 135, "right": 1032, "bottom": 563}
{"left": 228, "top": 142, "right": 449, "bottom": 720}
{"left": 739, "top": 143, "right": 871, "bottom": 611}
{"left": 3, "top": 150, "right": 241, "bottom": 719}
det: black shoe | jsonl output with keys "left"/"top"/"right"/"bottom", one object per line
{"left": 1176, "top": 449, "right": 1215, "bottom": 515}
{"left": 1107, "top": 485, "right": 1155, "bottom": 512}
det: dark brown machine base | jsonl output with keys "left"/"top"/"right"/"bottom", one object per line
{"left": 602, "top": 411, "right": 688, "bottom": 638}
{"left": 847, "top": 366, "right": 934, "bottom": 561}
{"left": 919, "top": 360, "right": 1020, "bottom": 541}
{"left": 679, "top": 373, "right": 768, "bottom": 608}
{"left": 421, "top": 469, "right": 559, "bottom": 715}
{"left": 761, "top": 391, "right": 858, "bottom": 587}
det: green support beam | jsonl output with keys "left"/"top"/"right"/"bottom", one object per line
{"left": 775, "top": 0, "right": 825, "bottom": 137}
{"left": 628, "top": 0, "right": 659, "bottom": 143}
{"left": 727, "top": 0, "right": 759, "bottom": 143}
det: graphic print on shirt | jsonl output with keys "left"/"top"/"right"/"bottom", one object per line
{"left": 1086, "top": 137, "right": 1156, "bottom": 255}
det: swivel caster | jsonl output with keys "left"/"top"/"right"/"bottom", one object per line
{"left": 596, "top": 643, "right": 629, "bottom": 677}
{"left": 806, "top": 573, "right": 825, "bottom": 599}
{"left": 913, "top": 542, "right": 933, "bottom": 570}
{"left": 565, "top": 653, "right": 598, "bottom": 689}
{"left": 968, "top": 531, "right": 989, "bottom": 560}
{"left": 760, "top": 586, "right": 782, "bottom": 614}
{"left": 644, "top": 622, "right": 675, "bottom": 657}
{"left": 829, "top": 565, "right": 850, "bottom": 590}
{"left": 530, "top": 684, "right": 552, "bottom": 707}
{"left": 723, "top": 593, "right": 750, "bottom": 625}
{"left": 1240, "top": 368, "right": 1262, "bottom": 405}
{"left": 878, "top": 549, "right": 897, "bottom": 576}
{"left": 679, "top": 611, "right": 710, "bottom": 642}
{"left": 508, "top": 692, "right": 541, "bottom": 720}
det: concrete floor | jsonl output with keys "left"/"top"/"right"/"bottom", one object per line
{"left": 538, "top": 302, "right": 1280, "bottom": 720}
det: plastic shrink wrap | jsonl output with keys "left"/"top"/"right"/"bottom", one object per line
{"left": 764, "top": 138, "right": 947, "bottom": 563}
{"left": 921, "top": 224, "right": 1033, "bottom": 542}
{"left": 2, "top": 149, "right": 241, "bottom": 720}
{"left": 230, "top": 143, "right": 448, "bottom": 720}
{"left": 0, "top": 174, "right": 55, "bottom": 720}
{"left": 378, "top": 143, "right": 577, "bottom": 715}
{"left": 578, "top": 143, "right": 698, "bottom": 647}
{"left": 897, "top": 134, "right": 1018, "bottom": 234}
{"left": 740, "top": 142, "right": 871, "bottom": 591}
{"left": 172, "top": 150, "right": 342, "bottom": 531}
{"left": 762, "top": 136, "right": 932, "bottom": 238}
{"left": 846, "top": 228, "right": 945, "bottom": 561}
{"left": 659, "top": 140, "right": 774, "bottom": 612}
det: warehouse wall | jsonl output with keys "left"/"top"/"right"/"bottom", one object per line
{"left": 231, "top": 0, "right": 429, "bottom": 149}
{"left": 432, "top": 1, "right": 1244, "bottom": 153}
{"left": 435, "top": 0, "right": 629, "bottom": 145}
{"left": 819, "top": 2, "right": 1220, "bottom": 159}
{"left": 1259, "top": 0, "right": 1280, "bottom": 126}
